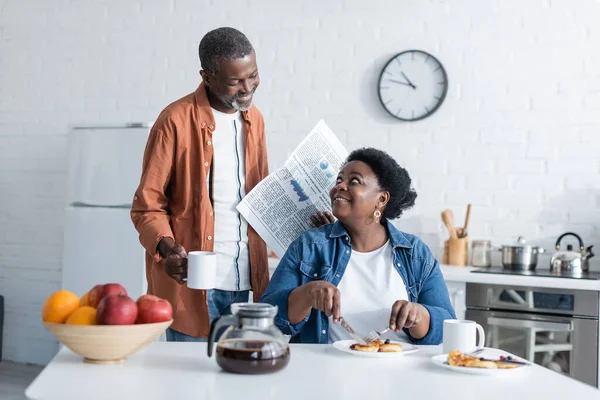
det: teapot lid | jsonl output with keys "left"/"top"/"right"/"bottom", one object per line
{"left": 231, "top": 303, "right": 278, "bottom": 319}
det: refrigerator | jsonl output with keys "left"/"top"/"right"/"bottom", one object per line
{"left": 61, "top": 123, "right": 152, "bottom": 301}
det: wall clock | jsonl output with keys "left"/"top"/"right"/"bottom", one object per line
{"left": 377, "top": 50, "right": 448, "bottom": 121}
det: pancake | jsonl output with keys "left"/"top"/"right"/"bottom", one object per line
{"left": 351, "top": 343, "right": 379, "bottom": 352}
{"left": 447, "top": 350, "right": 519, "bottom": 369}
{"left": 349, "top": 338, "right": 402, "bottom": 353}
{"left": 378, "top": 343, "right": 403, "bottom": 352}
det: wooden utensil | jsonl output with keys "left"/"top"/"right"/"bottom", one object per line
{"left": 461, "top": 204, "right": 472, "bottom": 238}
{"left": 441, "top": 209, "right": 458, "bottom": 240}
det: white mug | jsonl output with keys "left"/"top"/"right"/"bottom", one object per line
{"left": 186, "top": 251, "right": 217, "bottom": 290}
{"left": 443, "top": 319, "right": 485, "bottom": 354}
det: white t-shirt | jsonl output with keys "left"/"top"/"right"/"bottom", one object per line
{"left": 210, "top": 108, "right": 250, "bottom": 291}
{"left": 328, "top": 240, "right": 409, "bottom": 343}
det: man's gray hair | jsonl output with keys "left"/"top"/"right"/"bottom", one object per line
{"left": 199, "top": 27, "right": 254, "bottom": 74}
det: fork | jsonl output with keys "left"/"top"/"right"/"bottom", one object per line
{"left": 363, "top": 327, "right": 392, "bottom": 344}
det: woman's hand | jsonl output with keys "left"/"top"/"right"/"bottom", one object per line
{"left": 309, "top": 211, "right": 335, "bottom": 228}
{"left": 288, "top": 281, "right": 341, "bottom": 324}
{"left": 305, "top": 281, "right": 341, "bottom": 323}
{"left": 389, "top": 300, "right": 430, "bottom": 339}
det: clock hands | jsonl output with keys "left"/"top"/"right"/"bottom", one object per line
{"left": 388, "top": 74, "right": 417, "bottom": 90}
{"left": 389, "top": 79, "right": 413, "bottom": 87}
{"left": 400, "top": 72, "right": 417, "bottom": 89}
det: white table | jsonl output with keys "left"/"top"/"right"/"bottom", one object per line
{"left": 26, "top": 342, "right": 599, "bottom": 399}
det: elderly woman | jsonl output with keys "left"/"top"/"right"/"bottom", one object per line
{"left": 260, "top": 148, "right": 455, "bottom": 345}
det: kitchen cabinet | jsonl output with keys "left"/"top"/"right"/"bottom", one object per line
{"left": 445, "top": 280, "right": 466, "bottom": 320}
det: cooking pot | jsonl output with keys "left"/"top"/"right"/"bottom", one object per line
{"left": 499, "top": 236, "right": 545, "bottom": 271}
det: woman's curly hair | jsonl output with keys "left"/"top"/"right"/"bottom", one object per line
{"left": 345, "top": 147, "right": 417, "bottom": 220}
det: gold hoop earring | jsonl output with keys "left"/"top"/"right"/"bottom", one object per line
{"left": 374, "top": 210, "right": 382, "bottom": 223}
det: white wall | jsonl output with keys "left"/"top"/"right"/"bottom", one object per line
{"left": 1, "top": 0, "right": 600, "bottom": 364}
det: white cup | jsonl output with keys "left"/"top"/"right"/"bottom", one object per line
{"left": 186, "top": 251, "right": 217, "bottom": 290}
{"left": 443, "top": 319, "right": 485, "bottom": 354}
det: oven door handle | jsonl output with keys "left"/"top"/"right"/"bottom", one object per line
{"left": 487, "top": 316, "right": 573, "bottom": 332}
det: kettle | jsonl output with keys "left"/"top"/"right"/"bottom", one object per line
{"left": 550, "top": 232, "right": 595, "bottom": 273}
{"left": 207, "top": 303, "right": 290, "bottom": 374}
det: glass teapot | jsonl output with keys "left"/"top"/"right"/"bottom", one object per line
{"left": 207, "top": 303, "right": 290, "bottom": 374}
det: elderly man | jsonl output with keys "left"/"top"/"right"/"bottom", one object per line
{"left": 131, "top": 27, "right": 270, "bottom": 341}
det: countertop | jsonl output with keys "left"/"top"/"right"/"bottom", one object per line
{"left": 439, "top": 264, "right": 600, "bottom": 291}
{"left": 25, "top": 342, "right": 598, "bottom": 399}
{"left": 268, "top": 257, "right": 600, "bottom": 291}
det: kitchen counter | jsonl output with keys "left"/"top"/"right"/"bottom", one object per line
{"left": 440, "top": 264, "right": 600, "bottom": 291}
{"left": 26, "top": 342, "right": 598, "bottom": 399}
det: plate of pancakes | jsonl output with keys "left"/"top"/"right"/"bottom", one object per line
{"left": 332, "top": 338, "right": 418, "bottom": 358}
{"left": 431, "top": 348, "right": 532, "bottom": 375}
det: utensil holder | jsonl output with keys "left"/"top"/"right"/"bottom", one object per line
{"left": 443, "top": 236, "right": 469, "bottom": 266}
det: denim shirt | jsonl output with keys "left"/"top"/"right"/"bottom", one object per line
{"left": 260, "top": 220, "right": 456, "bottom": 345}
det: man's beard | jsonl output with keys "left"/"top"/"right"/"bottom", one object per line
{"left": 221, "top": 88, "right": 255, "bottom": 112}
{"left": 231, "top": 98, "right": 251, "bottom": 112}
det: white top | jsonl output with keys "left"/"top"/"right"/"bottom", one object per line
{"left": 25, "top": 343, "right": 599, "bottom": 400}
{"left": 210, "top": 108, "right": 250, "bottom": 291}
{"left": 329, "top": 240, "right": 409, "bottom": 343}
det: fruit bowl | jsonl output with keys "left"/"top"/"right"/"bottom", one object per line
{"left": 43, "top": 319, "right": 173, "bottom": 364}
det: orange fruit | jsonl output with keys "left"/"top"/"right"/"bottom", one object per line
{"left": 65, "top": 306, "right": 97, "bottom": 325}
{"left": 80, "top": 291, "right": 90, "bottom": 307}
{"left": 42, "top": 290, "right": 80, "bottom": 323}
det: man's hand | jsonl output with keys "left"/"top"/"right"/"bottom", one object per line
{"left": 309, "top": 211, "right": 335, "bottom": 228}
{"left": 158, "top": 238, "right": 188, "bottom": 284}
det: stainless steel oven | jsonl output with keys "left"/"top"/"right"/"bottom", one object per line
{"left": 466, "top": 283, "right": 599, "bottom": 387}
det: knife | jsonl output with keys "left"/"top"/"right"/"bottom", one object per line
{"left": 339, "top": 317, "right": 367, "bottom": 345}
{"left": 487, "top": 358, "right": 529, "bottom": 366}
{"left": 479, "top": 354, "right": 530, "bottom": 365}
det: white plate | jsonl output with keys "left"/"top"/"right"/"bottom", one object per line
{"left": 431, "top": 350, "right": 532, "bottom": 376}
{"left": 332, "top": 340, "right": 418, "bottom": 358}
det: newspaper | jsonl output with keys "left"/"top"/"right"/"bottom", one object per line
{"left": 237, "top": 120, "right": 349, "bottom": 258}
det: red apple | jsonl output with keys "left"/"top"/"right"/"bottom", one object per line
{"left": 88, "top": 284, "right": 104, "bottom": 308}
{"left": 135, "top": 294, "right": 173, "bottom": 324}
{"left": 96, "top": 294, "right": 138, "bottom": 325}
{"left": 104, "top": 283, "right": 128, "bottom": 297}
{"left": 88, "top": 283, "right": 127, "bottom": 308}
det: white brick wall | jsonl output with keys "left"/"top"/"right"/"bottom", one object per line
{"left": 1, "top": 0, "right": 600, "bottom": 364}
